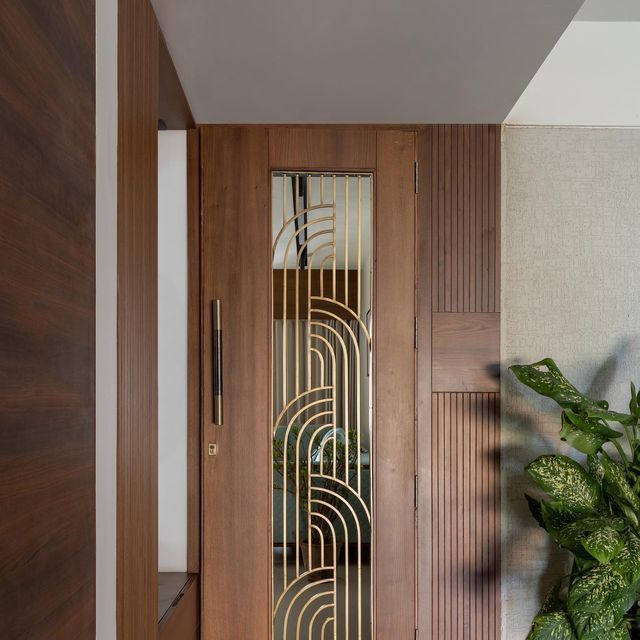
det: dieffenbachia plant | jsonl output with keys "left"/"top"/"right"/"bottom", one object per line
{"left": 512, "top": 358, "right": 640, "bottom": 640}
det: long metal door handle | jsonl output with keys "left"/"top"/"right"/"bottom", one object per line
{"left": 212, "top": 299, "right": 223, "bottom": 425}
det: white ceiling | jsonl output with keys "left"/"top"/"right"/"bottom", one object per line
{"left": 152, "top": 0, "right": 585, "bottom": 124}
{"left": 505, "top": 22, "right": 640, "bottom": 126}
{"left": 575, "top": 0, "right": 640, "bottom": 21}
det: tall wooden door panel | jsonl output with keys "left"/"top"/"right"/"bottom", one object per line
{"left": 201, "top": 126, "right": 416, "bottom": 639}
{"left": 201, "top": 126, "right": 272, "bottom": 639}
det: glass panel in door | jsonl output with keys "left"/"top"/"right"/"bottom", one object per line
{"left": 272, "top": 173, "right": 373, "bottom": 639}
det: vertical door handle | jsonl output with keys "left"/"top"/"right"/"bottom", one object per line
{"left": 212, "top": 299, "right": 223, "bottom": 425}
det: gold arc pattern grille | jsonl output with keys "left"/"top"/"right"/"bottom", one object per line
{"left": 272, "top": 173, "right": 373, "bottom": 639}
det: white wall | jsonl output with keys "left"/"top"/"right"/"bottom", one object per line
{"left": 505, "top": 22, "right": 640, "bottom": 126}
{"left": 158, "top": 131, "right": 189, "bottom": 572}
{"left": 501, "top": 126, "right": 640, "bottom": 639}
{"left": 95, "top": 0, "right": 118, "bottom": 637}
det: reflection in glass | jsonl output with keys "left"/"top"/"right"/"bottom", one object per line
{"left": 272, "top": 173, "right": 373, "bottom": 639}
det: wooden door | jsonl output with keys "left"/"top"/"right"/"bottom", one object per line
{"left": 200, "top": 126, "right": 416, "bottom": 639}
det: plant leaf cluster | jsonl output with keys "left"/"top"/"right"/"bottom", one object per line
{"left": 512, "top": 358, "right": 640, "bottom": 640}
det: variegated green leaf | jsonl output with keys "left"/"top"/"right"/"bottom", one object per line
{"left": 511, "top": 358, "right": 602, "bottom": 410}
{"left": 527, "top": 612, "right": 577, "bottom": 640}
{"left": 568, "top": 565, "right": 635, "bottom": 618}
{"left": 582, "top": 527, "right": 624, "bottom": 563}
{"left": 560, "top": 418, "right": 607, "bottom": 455}
{"left": 571, "top": 607, "right": 623, "bottom": 640}
{"left": 556, "top": 517, "right": 626, "bottom": 553}
{"left": 584, "top": 406, "right": 636, "bottom": 426}
{"left": 560, "top": 412, "right": 623, "bottom": 455}
{"left": 510, "top": 359, "right": 634, "bottom": 424}
{"left": 527, "top": 455, "right": 602, "bottom": 514}
{"left": 611, "top": 622, "right": 632, "bottom": 640}
{"left": 612, "top": 533, "right": 640, "bottom": 584}
{"left": 618, "top": 503, "right": 639, "bottom": 528}
{"left": 540, "top": 501, "right": 592, "bottom": 553}
{"left": 571, "top": 603, "right": 635, "bottom": 640}
{"left": 541, "top": 501, "right": 579, "bottom": 530}
{"left": 563, "top": 411, "right": 623, "bottom": 439}
{"left": 602, "top": 452, "right": 640, "bottom": 512}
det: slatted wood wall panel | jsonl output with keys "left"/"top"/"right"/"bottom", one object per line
{"left": 429, "top": 124, "right": 500, "bottom": 313}
{"left": 417, "top": 124, "right": 501, "bottom": 640}
{"left": 430, "top": 393, "right": 500, "bottom": 639}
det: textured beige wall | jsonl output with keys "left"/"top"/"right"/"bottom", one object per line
{"left": 501, "top": 126, "right": 640, "bottom": 639}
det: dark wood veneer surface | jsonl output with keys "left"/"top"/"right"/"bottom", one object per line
{"left": 117, "top": 0, "right": 159, "bottom": 637}
{"left": 0, "top": 1, "right": 96, "bottom": 637}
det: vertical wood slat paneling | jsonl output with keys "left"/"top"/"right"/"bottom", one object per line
{"left": 430, "top": 394, "right": 500, "bottom": 640}
{"left": 429, "top": 125, "right": 500, "bottom": 312}
{"left": 418, "top": 124, "right": 501, "bottom": 640}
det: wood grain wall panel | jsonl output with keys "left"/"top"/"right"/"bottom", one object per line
{"left": 428, "top": 125, "right": 500, "bottom": 313}
{"left": 432, "top": 313, "right": 500, "bottom": 392}
{"left": 0, "top": 2, "right": 96, "bottom": 637}
{"left": 429, "top": 394, "right": 500, "bottom": 640}
{"left": 417, "top": 124, "right": 501, "bottom": 639}
{"left": 200, "top": 126, "right": 271, "bottom": 640}
{"left": 117, "top": 0, "right": 159, "bottom": 637}
{"left": 269, "top": 127, "right": 377, "bottom": 170}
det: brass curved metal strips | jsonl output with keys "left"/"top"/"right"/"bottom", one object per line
{"left": 272, "top": 172, "right": 373, "bottom": 639}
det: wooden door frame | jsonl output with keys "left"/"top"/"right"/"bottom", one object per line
{"left": 171, "top": 122, "right": 503, "bottom": 639}
{"left": 116, "top": 1, "right": 197, "bottom": 636}
{"left": 186, "top": 128, "right": 202, "bottom": 575}
{"left": 198, "top": 124, "right": 417, "bottom": 638}
{"left": 116, "top": 1, "right": 159, "bottom": 636}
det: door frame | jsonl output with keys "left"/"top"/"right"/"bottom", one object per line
{"left": 116, "top": 2, "right": 197, "bottom": 635}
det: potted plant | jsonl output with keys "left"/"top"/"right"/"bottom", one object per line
{"left": 512, "top": 358, "right": 640, "bottom": 640}
{"left": 273, "top": 424, "right": 363, "bottom": 579}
